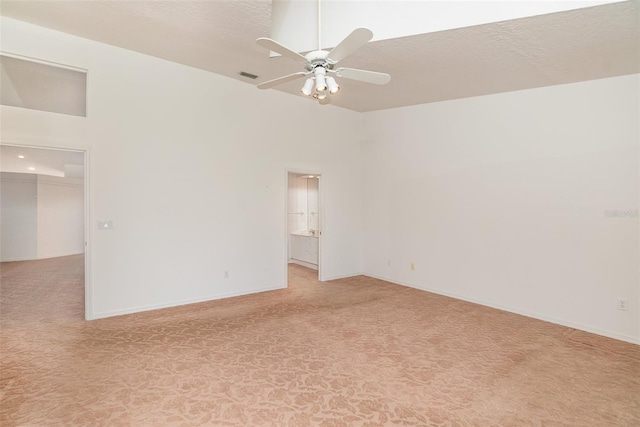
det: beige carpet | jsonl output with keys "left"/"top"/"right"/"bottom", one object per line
{"left": 1, "top": 255, "right": 639, "bottom": 426}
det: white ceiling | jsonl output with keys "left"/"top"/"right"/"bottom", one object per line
{"left": 0, "top": 0, "right": 638, "bottom": 112}
{"left": 1, "top": 145, "right": 84, "bottom": 178}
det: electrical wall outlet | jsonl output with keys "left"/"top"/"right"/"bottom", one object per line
{"left": 617, "top": 298, "right": 628, "bottom": 311}
{"left": 410, "top": 263, "right": 415, "bottom": 271}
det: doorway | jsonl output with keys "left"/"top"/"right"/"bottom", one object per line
{"left": 286, "top": 171, "right": 322, "bottom": 283}
{"left": 0, "top": 144, "right": 88, "bottom": 321}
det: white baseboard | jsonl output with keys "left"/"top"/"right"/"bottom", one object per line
{"left": 364, "top": 273, "right": 640, "bottom": 346}
{"left": 288, "top": 259, "right": 318, "bottom": 270}
{"left": 1, "top": 252, "right": 84, "bottom": 263}
{"left": 321, "top": 272, "right": 364, "bottom": 281}
{"left": 90, "top": 284, "right": 285, "bottom": 320}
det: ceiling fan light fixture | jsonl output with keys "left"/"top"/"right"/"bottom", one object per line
{"left": 314, "top": 67, "right": 327, "bottom": 92}
{"left": 255, "top": 3, "right": 390, "bottom": 105}
{"left": 301, "top": 78, "right": 314, "bottom": 96}
{"left": 326, "top": 76, "right": 340, "bottom": 94}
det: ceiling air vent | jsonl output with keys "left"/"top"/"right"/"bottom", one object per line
{"left": 239, "top": 71, "right": 258, "bottom": 80}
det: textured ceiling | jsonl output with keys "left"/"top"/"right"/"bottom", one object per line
{"left": 0, "top": 0, "right": 638, "bottom": 112}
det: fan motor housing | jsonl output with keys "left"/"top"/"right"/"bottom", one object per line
{"left": 304, "top": 50, "right": 334, "bottom": 71}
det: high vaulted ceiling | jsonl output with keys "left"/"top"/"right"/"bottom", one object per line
{"left": 0, "top": 0, "right": 638, "bottom": 112}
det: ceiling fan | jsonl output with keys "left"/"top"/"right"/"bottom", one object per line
{"left": 255, "top": 0, "right": 391, "bottom": 104}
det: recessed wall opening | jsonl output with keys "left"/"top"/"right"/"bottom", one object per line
{"left": 0, "top": 53, "right": 87, "bottom": 117}
{"left": 0, "top": 144, "right": 88, "bottom": 323}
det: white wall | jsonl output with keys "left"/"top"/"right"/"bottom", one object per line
{"left": 2, "top": 17, "right": 637, "bottom": 344}
{"left": 0, "top": 17, "right": 363, "bottom": 319}
{"left": 36, "top": 175, "right": 84, "bottom": 259}
{"left": 362, "top": 74, "right": 640, "bottom": 344}
{"left": 0, "top": 172, "right": 84, "bottom": 261}
{"left": 0, "top": 172, "right": 37, "bottom": 261}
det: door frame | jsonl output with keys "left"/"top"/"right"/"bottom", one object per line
{"left": 0, "top": 142, "right": 92, "bottom": 320}
{"left": 284, "top": 168, "right": 324, "bottom": 286}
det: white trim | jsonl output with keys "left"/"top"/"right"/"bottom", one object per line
{"left": 365, "top": 273, "right": 640, "bottom": 346}
{"left": 288, "top": 259, "right": 318, "bottom": 270}
{"left": 317, "top": 174, "right": 325, "bottom": 282}
{"left": 323, "top": 272, "right": 364, "bottom": 281}
{"left": 0, "top": 253, "right": 84, "bottom": 263}
{"left": 83, "top": 148, "right": 93, "bottom": 320}
{"left": 91, "top": 285, "right": 285, "bottom": 320}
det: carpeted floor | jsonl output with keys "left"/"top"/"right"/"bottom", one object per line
{"left": 1, "top": 255, "right": 639, "bottom": 426}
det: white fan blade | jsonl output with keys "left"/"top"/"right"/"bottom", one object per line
{"left": 256, "top": 38, "right": 309, "bottom": 63}
{"left": 335, "top": 68, "right": 391, "bottom": 85}
{"left": 326, "top": 28, "right": 373, "bottom": 64}
{"left": 257, "top": 72, "right": 308, "bottom": 89}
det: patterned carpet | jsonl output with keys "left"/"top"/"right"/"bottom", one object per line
{"left": 1, "top": 255, "right": 639, "bottom": 426}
